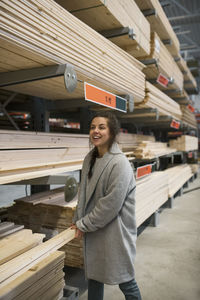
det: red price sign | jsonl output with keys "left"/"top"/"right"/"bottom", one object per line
{"left": 156, "top": 73, "right": 169, "bottom": 88}
{"left": 187, "top": 104, "right": 195, "bottom": 113}
{"left": 136, "top": 164, "right": 152, "bottom": 179}
{"left": 84, "top": 82, "right": 127, "bottom": 112}
{"left": 188, "top": 152, "right": 193, "bottom": 158}
{"left": 170, "top": 119, "right": 180, "bottom": 129}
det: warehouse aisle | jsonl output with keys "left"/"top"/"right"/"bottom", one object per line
{"left": 79, "top": 175, "right": 200, "bottom": 300}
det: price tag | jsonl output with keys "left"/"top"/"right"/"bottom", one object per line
{"left": 156, "top": 73, "right": 169, "bottom": 88}
{"left": 84, "top": 82, "right": 127, "bottom": 113}
{"left": 136, "top": 164, "right": 152, "bottom": 179}
{"left": 170, "top": 119, "right": 180, "bottom": 129}
{"left": 188, "top": 152, "right": 193, "bottom": 158}
{"left": 187, "top": 104, "right": 195, "bottom": 113}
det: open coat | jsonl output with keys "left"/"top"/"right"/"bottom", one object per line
{"left": 74, "top": 143, "right": 137, "bottom": 285}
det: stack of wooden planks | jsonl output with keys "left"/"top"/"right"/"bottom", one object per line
{"left": 139, "top": 32, "right": 183, "bottom": 91}
{"left": 163, "top": 164, "right": 193, "bottom": 197}
{"left": 134, "top": 81, "right": 182, "bottom": 120}
{"left": 136, "top": 171, "right": 169, "bottom": 227}
{"left": 134, "top": 0, "right": 180, "bottom": 57}
{"left": 0, "top": 221, "right": 24, "bottom": 239}
{"left": 7, "top": 190, "right": 83, "bottom": 268}
{"left": 117, "top": 132, "right": 155, "bottom": 152}
{"left": 1, "top": 0, "right": 145, "bottom": 103}
{"left": 166, "top": 89, "right": 191, "bottom": 105}
{"left": 189, "top": 164, "right": 199, "bottom": 174}
{"left": 0, "top": 130, "right": 89, "bottom": 184}
{"left": 169, "top": 135, "right": 198, "bottom": 152}
{"left": 0, "top": 222, "right": 74, "bottom": 300}
{"left": 55, "top": 0, "right": 151, "bottom": 58}
{"left": 180, "top": 105, "right": 197, "bottom": 129}
{"left": 176, "top": 56, "right": 197, "bottom": 90}
{"left": 133, "top": 140, "right": 176, "bottom": 159}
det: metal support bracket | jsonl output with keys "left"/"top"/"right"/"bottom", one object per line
{"left": 142, "top": 8, "right": 157, "bottom": 17}
{"left": 149, "top": 210, "right": 160, "bottom": 227}
{"left": 100, "top": 27, "right": 136, "bottom": 40}
{"left": 0, "top": 64, "right": 77, "bottom": 93}
{"left": 162, "top": 39, "right": 172, "bottom": 45}
{"left": 140, "top": 58, "right": 158, "bottom": 65}
{"left": 0, "top": 93, "right": 20, "bottom": 130}
{"left": 127, "top": 95, "right": 134, "bottom": 112}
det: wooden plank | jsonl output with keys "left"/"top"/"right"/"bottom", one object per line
{"left": 0, "top": 227, "right": 75, "bottom": 288}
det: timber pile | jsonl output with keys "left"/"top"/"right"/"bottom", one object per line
{"left": 1, "top": 0, "right": 145, "bottom": 103}
{"left": 135, "top": 0, "right": 180, "bottom": 57}
{"left": 189, "top": 164, "right": 199, "bottom": 174}
{"left": 7, "top": 190, "right": 84, "bottom": 268}
{"left": 134, "top": 81, "right": 182, "bottom": 120}
{"left": 55, "top": 0, "right": 150, "bottom": 58}
{"left": 139, "top": 33, "right": 183, "bottom": 91}
{"left": 166, "top": 89, "right": 190, "bottom": 105}
{"left": 0, "top": 226, "right": 75, "bottom": 298}
{"left": 133, "top": 141, "right": 176, "bottom": 159}
{"left": 176, "top": 56, "right": 197, "bottom": 90}
{"left": 169, "top": 135, "right": 198, "bottom": 152}
{"left": 136, "top": 172, "right": 169, "bottom": 227}
{"left": 117, "top": 132, "right": 155, "bottom": 152}
{"left": 163, "top": 164, "right": 193, "bottom": 197}
{"left": 0, "top": 130, "right": 89, "bottom": 184}
{"left": 180, "top": 105, "right": 197, "bottom": 129}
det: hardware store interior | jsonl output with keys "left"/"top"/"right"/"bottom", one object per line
{"left": 0, "top": 0, "right": 200, "bottom": 299}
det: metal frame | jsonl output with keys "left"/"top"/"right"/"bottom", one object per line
{"left": 100, "top": 27, "right": 136, "bottom": 40}
{"left": 0, "top": 93, "right": 20, "bottom": 130}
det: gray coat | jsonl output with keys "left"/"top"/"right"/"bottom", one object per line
{"left": 74, "top": 143, "right": 137, "bottom": 285}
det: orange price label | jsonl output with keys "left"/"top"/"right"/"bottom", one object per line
{"left": 84, "top": 82, "right": 126, "bottom": 112}
{"left": 136, "top": 164, "right": 152, "bottom": 179}
{"left": 170, "top": 119, "right": 180, "bottom": 129}
{"left": 156, "top": 73, "right": 169, "bottom": 88}
{"left": 187, "top": 104, "right": 195, "bottom": 113}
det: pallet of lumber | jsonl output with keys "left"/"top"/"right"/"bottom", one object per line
{"left": 163, "top": 164, "right": 193, "bottom": 197}
{"left": 0, "top": 226, "right": 75, "bottom": 289}
{"left": 7, "top": 191, "right": 83, "bottom": 268}
{"left": 139, "top": 32, "right": 183, "bottom": 91}
{"left": 166, "top": 89, "right": 191, "bottom": 105}
{"left": 117, "top": 132, "right": 155, "bottom": 152}
{"left": 133, "top": 140, "right": 176, "bottom": 159}
{"left": 169, "top": 135, "right": 198, "bottom": 152}
{"left": 1, "top": 0, "right": 145, "bottom": 103}
{"left": 136, "top": 172, "right": 169, "bottom": 227}
{"left": 0, "top": 223, "right": 65, "bottom": 299}
{"left": 189, "top": 164, "right": 199, "bottom": 174}
{"left": 180, "top": 105, "right": 197, "bottom": 129}
{"left": 55, "top": 0, "right": 150, "bottom": 58}
{"left": 0, "top": 131, "right": 89, "bottom": 184}
{"left": 134, "top": 81, "right": 182, "bottom": 120}
{"left": 176, "top": 56, "right": 197, "bottom": 90}
{"left": 134, "top": 0, "right": 180, "bottom": 57}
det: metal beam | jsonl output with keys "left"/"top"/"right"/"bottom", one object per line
{"left": 100, "top": 27, "right": 135, "bottom": 40}
{"left": 168, "top": 13, "right": 200, "bottom": 22}
{"left": 167, "top": 0, "right": 192, "bottom": 15}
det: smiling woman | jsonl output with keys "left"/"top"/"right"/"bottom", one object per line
{"left": 71, "top": 111, "right": 142, "bottom": 300}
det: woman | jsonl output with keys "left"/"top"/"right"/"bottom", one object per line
{"left": 72, "top": 111, "right": 141, "bottom": 300}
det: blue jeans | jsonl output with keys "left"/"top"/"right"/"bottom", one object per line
{"left": 88, "top": 278, "right": 142, "bottom": 300}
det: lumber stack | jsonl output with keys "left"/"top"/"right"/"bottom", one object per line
{"left": 139, "top": 32, "right": 183, "bottom": 91}
{"left": 169, "top": 135, "right": 198, "bottom": 152}
{"left": 0, "top": 221, "right": 24, "bottom": 238}
{"left": 180, "top": 105, "right": 197, "bottom": 129}
{"left": 117, "top": 132, "right": 155, "bottom": 152}
{"left": 1, "top": 0, "right": 145, "bottom": 103}
{"left": 166, "top": 89, "right": 191, "bottom": 105}
{"left": 133, "top": 141, "right": 176, "bottom": 159}
{"left": 163, "top": 165, "right": 193, "bottom": 197}
{"left": 135, "top": 0, "right": 180, "bottom": 57}
{"left": 189, "top": 164, "right": 199, "bottom": 174}
{"left": 55, "top": 0, "right": 150, "bottom": 58}
{"left": 0, "top": 223, "right": 66, "bottom": 300}
{"left": 136, "top": 172, "right": 169, "bottom": 227}
{"left": 176, "top": 56, "right": 197, "bottom": 90}
{"left": 134, "top": 81, "right": 182, "bottom": 120}
{"left": 7, "top": 190, "right": 84, "bottom": 268}
{"left": 0, "top": 130, "right": 89, "bottom": 184}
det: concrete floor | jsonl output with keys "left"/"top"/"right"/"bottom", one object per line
{"left": 79, "top": 175, "right": 200, "bottom": 300}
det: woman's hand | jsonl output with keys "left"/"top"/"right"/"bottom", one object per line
{"left": 70, "top": 224, "right": 84, "bottom": 239}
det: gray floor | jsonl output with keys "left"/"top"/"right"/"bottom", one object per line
{"left": 80, "top": 175, "right": 200, "bottom": 300}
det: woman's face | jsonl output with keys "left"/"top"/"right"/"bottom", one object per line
{"left": 89, "top": 117, "right": 111, "bottom": 151}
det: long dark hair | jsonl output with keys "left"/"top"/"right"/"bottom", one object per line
{"left": 88, "top": 111, "right": 120, "bottom": 178}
